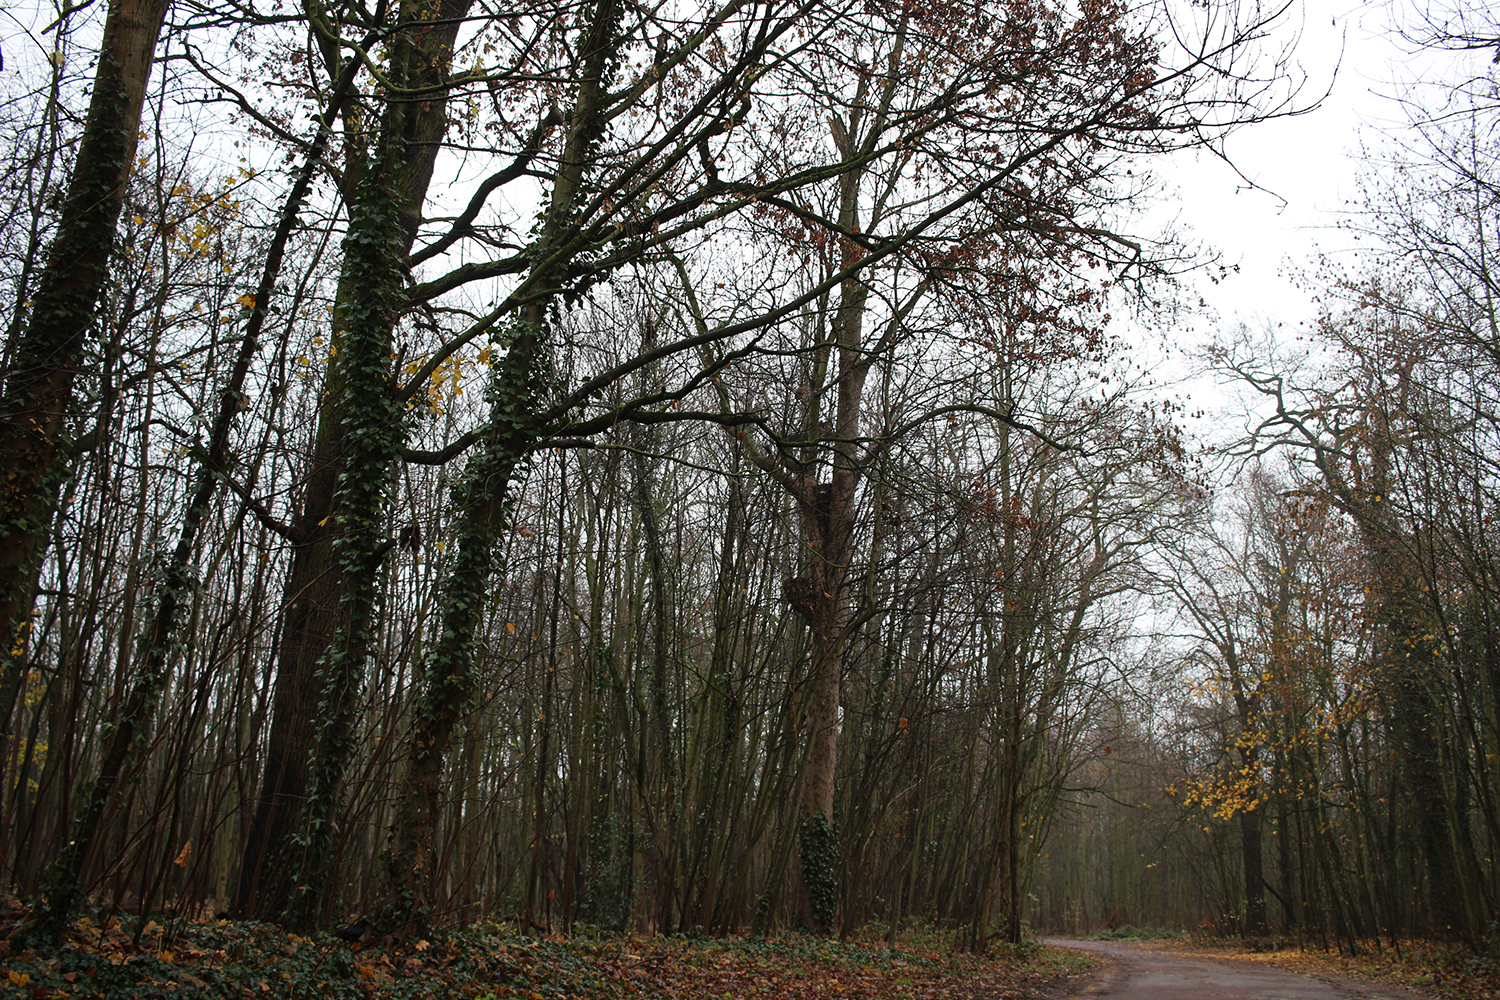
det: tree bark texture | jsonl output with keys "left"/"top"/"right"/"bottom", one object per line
{"left": 793, "top": 266, "right": 872, "bottom": 931}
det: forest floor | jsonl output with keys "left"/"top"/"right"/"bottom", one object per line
{"left": 0, "top": 902, "right": 1095, "bottom": 1000}
{"left": 1129, "top": 937, "right": 1500, "bottom": 1000}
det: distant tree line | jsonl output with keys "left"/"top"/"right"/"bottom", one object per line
{"left": 1034, "top": 3, "right": 1500, "bottom": 948}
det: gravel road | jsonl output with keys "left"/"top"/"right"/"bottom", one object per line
{"left": 1042, "top": 939, "right": 1429, "bottom": 1000}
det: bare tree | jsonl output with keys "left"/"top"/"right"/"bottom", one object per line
{"left": 0, "top": 0, "right": 175, "bottom": 754}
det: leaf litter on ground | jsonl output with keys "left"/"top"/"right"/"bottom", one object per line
{"left": 0, "top": 902, "right": 1095, "bottom": 1000}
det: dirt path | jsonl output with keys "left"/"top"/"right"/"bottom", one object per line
{"left": 1042, "top": 939, "right": 1429, "bottom": 1000}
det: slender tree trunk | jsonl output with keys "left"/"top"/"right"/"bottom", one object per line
{"left": 634, "top": 438, "right": 677, "bottom": 931}
{"left": 379, "top": 0, "right": 618, "bottom": 933}
{"left": 996, "top": 735, "right": 1022, "bottom": 946}
{"left": 0, "top": 0, "right": 172, "bottom": 748}
{"left": 35, "top": 53, "right": 364, "bottom": 937}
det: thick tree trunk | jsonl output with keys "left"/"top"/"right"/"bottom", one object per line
{"left": 1352, "top": 489, "right": 1467, "bottom": 938}
{"left": 1383, "top": 600, "right": 1466, "bottom": 936}
{"left": 235, "top": 0, "right": 472, "bottom": 920}
{"left": 34, "top": 71, "right": 358, "bottom": 935}
{"left": 234, "top": 504, "right": 344, "bottom": 916}
{"left": 0, "top": 0, "right": 172, "bottom": 748}
{"left": 795, "top": 528, "right": 845, "bottom": 930}
{"left": 281, "top": 155, "right": 412, "bottom": 928}
{"left": 792, "top": 272, "right": 871, "bottom": 931}
{"left": 1239, "top": 789, "right": 1268, "bottom": 936}
{"left": 1276, "top": 801, "right": 1294, "bottom": 935}
{"left": 1302, "top": 427, "right": 1472, "bottom": 941}
{"left": 0, "top": 4, "right": 171, "bottom": 938}
{"left": 782, "top": 77, "right": 906, "bottom": 930}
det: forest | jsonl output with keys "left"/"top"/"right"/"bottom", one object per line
{"left": 0, "top": 0, "right": 1498, "bottom": 967}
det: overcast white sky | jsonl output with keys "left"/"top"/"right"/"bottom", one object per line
{"left": 1166, "top": 0, "right": 1451, "bottom": 329}
{"left": 1129, "top": 0, "right": 1492, "bottom": 451}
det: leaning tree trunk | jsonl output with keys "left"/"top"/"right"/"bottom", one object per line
{"left": 280, "top": 130, "right": 412, "bottom": 931}
{"left": 235, "top": 0, "right": 473, "bottom": 921}
{"left": 0, "top": 0, "right": 172, "bottom": 751}
{"left": 30, "top": 59, "right": 365, "bottom": 940}
{"left": 378, "top": 0, "right": 618, "bottom": 934}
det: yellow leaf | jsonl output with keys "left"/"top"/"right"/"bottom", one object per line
{"left": 506, "top": 622, "right": 516, "bottom": 633}
{"left": 478, "top": 346, "right": 492, "bottom": 364}
{"left": 319, "top": 516, "right": 331, "bottom": 526}
{"left": 237, "top": 293, "right": 257, "bottom": 310}
{"left": 9, "top": 971, "right": 29, "bottom": 988}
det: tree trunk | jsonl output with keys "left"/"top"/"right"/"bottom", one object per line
{"left": 36, "top": 53, "right": 365, "bottom": 936}
{"left": 634, "top": 437, "right": 677, "bottom": 932}
{"left": 792, "top": 266, "right": 871, "bottom": 931}
{"left": 0, "top": 0, "right": 172, "bottom": 748}
{"left": 1238, "top": 788, "right": 1268, "bottom": 936}
{"left": 236, "top": 0, "right": 472, "bottom": 920}
{"left": 378, "top": 0, "right": 617, "bottom": 932}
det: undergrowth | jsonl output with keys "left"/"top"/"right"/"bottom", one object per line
{"left": 0, "top": 902, "right": 1094, "bottom": 1000}
{"left": 1089, "top": 924, "right": 1185, "bottom": 941}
